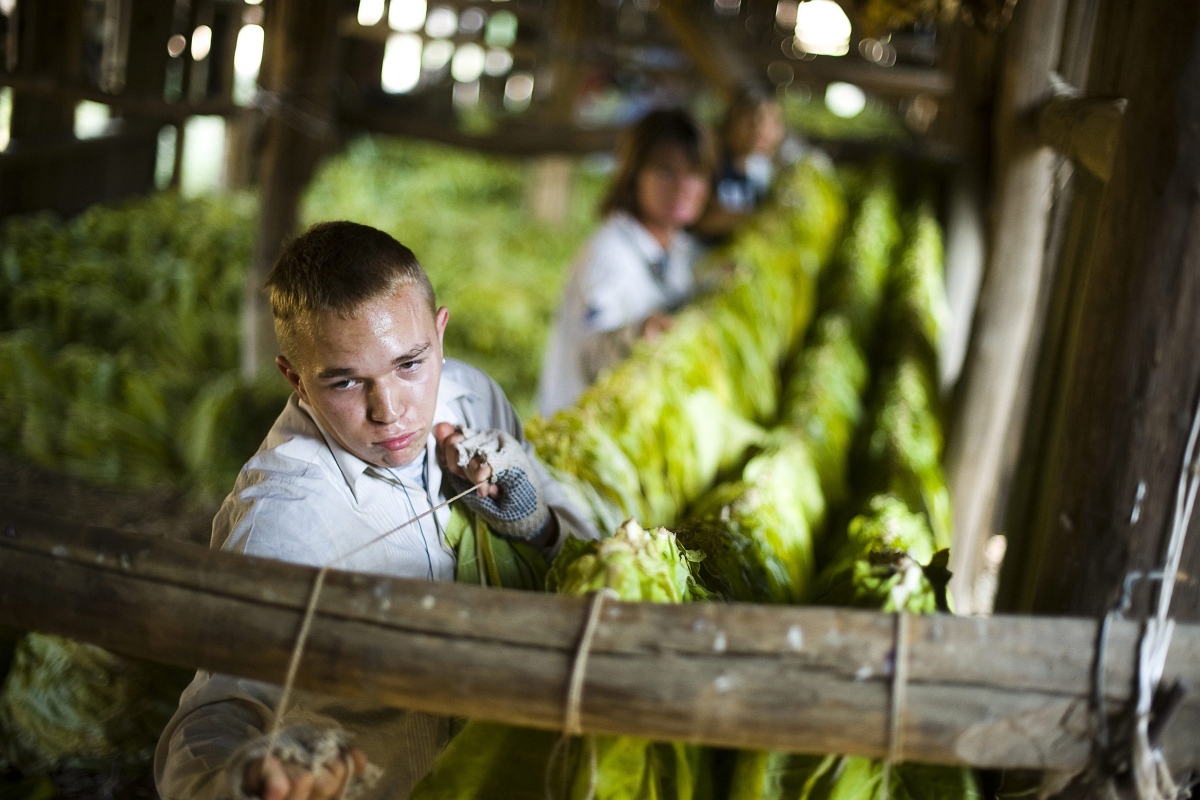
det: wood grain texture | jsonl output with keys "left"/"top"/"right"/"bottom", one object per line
{"left": 945, "top": 0, "right": 1070, "bottom": 611}
{"left": 1001, "top": 0, "right": 1200, "bottom": 623}
{"left": 1, "top": 509, "right": 1198, "bottom": 770}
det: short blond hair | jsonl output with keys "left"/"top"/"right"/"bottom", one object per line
{"left": 267, "top": 221, "right": 436, "bottom": 360}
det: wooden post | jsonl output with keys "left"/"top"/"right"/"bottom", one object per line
{"left": 944, "top": 0, "right": 1069, "bottom": 612}
{"left": 7, "top": 0, "right": 77, "bottom": 145}
{"left": 240, "top": 0, "right": 341, "bottom": 378}
{"left": 935, "top": 21, "right": 995, "bottom": 395}
{"left": 998, "top": 0, "right": 1200, "bottom": 621}
{"left": 526, "top": 155, "right": 574, "bottom": 227}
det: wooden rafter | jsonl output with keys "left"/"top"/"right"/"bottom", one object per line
{"left": 654, "top": 0, "right": 759, "bottom": 100}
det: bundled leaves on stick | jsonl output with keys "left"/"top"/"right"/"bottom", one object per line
{"left": 740, "top": 189, "right": 977, "bottom": 800}
{"left": 528, "top": 158, "right": 847, "bottom": 531}
{"left": 678, "top": 435, "right": 825, "bottom": 605}
{"left": 780, "top": 315, "right": 870, "bottom": 509}
{"left": 413, "top": 520, "right": 710, "bottom": 800}
{"left": 820, "top": 167, "right": 901, "bottom": 346}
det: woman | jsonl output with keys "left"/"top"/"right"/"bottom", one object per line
{"left": 538, "top": 109, "right": 715, "bottom": 416}
{"left": 694, "top": 90, "right": 786, "bottom": 242}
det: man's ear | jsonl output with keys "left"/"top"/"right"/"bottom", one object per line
{"left": 276, "top": 355, "right": 309, "bottom": 403}
{"left": 435, "top": 306, "right": 449, "bottom": 346}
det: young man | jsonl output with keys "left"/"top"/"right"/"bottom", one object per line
{"left": 155, "top": 222, "right": 596, "bottom": 800}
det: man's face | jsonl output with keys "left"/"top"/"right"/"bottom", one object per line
{"left": 277, "top": 286, "right": 449, "bottom": 470}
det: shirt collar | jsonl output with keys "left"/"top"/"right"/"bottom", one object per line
{"left": 612, "top": 211, "right": 667, "bottom": 263}
{"left": 298, "top": 365, "right": 474, "bottom": 499}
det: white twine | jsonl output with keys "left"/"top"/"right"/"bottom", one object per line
{"left": 1130, "top": 392, "right": 1200, "bottom": 800}
{"left": 564, "top": 588, "right": 619, "bottom": 737}
{"left": 261, "top": 480, "right": 489, "bottom": 782}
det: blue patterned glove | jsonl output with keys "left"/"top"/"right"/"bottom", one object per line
{"left": 447, "top": 428, "right": 550, "bottom": 540}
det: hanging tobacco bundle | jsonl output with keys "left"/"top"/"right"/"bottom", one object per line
{"left": 526, "top": 158, "right": 847, "bottom": 531}
{"left": 412, "top": 520, "right": 710, "bottom": 800}
{"left": 678, "top": 434, "right": 825, "bottom": 605}
{"left": 742, "top": 197, "right": 972, "bottom": 800}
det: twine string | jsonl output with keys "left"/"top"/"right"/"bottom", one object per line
{"left": 260, "top": 479, "right": 490, "bottom": 772}
{"left": 566, "top": 588, "right": 619, "bottom": 736}
{"left": 545, "top": 588, "right": 619, "bottom": 800}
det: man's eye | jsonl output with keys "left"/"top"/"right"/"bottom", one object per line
{"left": 400, "top": 359, "right": 422, "bottom": 372}
{"left": 330, "top": 379, "right": 358, "bottom": 390}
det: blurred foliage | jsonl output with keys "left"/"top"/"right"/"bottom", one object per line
{"left": 0, "top": 191, "right": 284, "bottom": 500}
{"left": 0, "top": 635, "right": 190, "bottom": 775}
{"left": 0, "top": 136, "right": 602, "bottom": 501}
{"left": 782, "top": 95, "right": 907, "bottom": 143}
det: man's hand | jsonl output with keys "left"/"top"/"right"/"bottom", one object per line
{"left": 435, "top": 422, "right": 496, "bottom": 499}
{"left": 242, "top": 749, "right": 369, "bottom": 800}
{"left": 433, "top": 425, "right": 551, "bottom": 542}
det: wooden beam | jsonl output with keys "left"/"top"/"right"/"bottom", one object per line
{"left": 1035, "top": 79, "right": 1127, "bottom": 182}
{"left": 654, "top": 0, "right": 758, "bottom": 100}
{"left": 1, "top": 510, "right": 1199, "bottom": 771}
{"left": 241, "top": 0, "right": 342, "bottom": 378}
{"left": 758, "top": 56, "right": 955, "bottom": 98}
{"left": 943, "top": 0, "right": 1070, "bottom": 613}
{"left": 338, "top": 103, "right": 617, "bottom": 156}
{"left": 0, "top": 76, "right": 241, "bottom": 119}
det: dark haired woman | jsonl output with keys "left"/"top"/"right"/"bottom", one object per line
{"left": 538, "top": 108, "right": 715, "bottom": 415}
{"left": 694, "top": 90, "right": 786, "bottom": 242}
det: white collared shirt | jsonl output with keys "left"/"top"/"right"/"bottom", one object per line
{"left": 156, "top": 359, "right": 596, "bottom": 800}
{"left": 537, "top": 212, "right": 703, "bottom": 415}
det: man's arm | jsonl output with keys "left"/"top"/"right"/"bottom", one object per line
{"left": 156, "top": 674, "right": 373, "bottom": 800}
{"left": 156, "top": 673, "right": 279, "bottom": 800}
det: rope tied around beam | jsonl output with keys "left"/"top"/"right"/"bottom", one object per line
{"left": 545, "top": 587, "right": 620, "bottom": 800}
{"left": 248, "top": 479, "right": 490, "bottom": 795}
{"left": 1129, "top": 392, "right": 1200, "bottom": 800}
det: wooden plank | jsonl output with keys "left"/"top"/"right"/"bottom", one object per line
{"left": 0, "top": 75, "right": 241, "bottom": 119}
{"left": 758, "top": 56, "right": 955, "bottom": 98}
{"left": 338, "top": 103, "right": 617, "bottom": 156}
{"left": 1, "top": 509, "right": 1198, "bottom": 770}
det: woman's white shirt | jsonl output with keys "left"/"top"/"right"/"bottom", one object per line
{"left": 538, "top": 212, "right": 702, "bottom": 415}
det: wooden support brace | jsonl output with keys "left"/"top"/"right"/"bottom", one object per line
{"left": 654, "top": 0, "right": 757, "bottom": 101}
{"left": 1036, "top": 77, "right": 1127, "bottom": 182}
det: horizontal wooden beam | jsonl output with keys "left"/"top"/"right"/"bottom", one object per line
{"left": 338, "top": 103, "right": 617, "bottom": 156}
{"left": 0, "top": 75, "right": 241, "bottom": 119}
{"left": 1035, "top": 77, "right": 1127, "bottom": 181}
{"left": 768, "top": 56, "right": 955, "bottom": 98}
{"left": 1, "top": 509, "right": 1198, "bottom": 771}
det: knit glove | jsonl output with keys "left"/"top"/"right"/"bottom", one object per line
{"left": 446, "top": 427, "right": 550, "bottom": 540}
{"left": 227, "top": 725, "right": 381, "bottom": 800}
